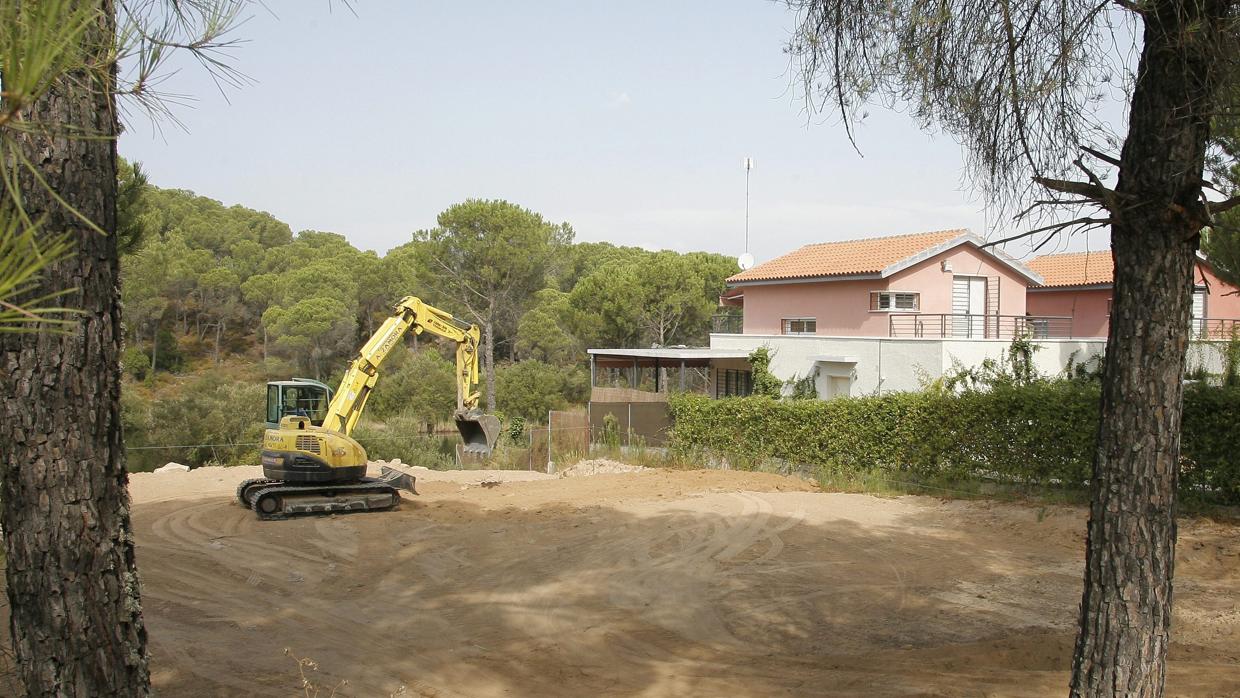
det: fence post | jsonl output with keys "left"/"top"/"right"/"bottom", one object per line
{"left": 546, "top": 409, "right": 554, "bottom": 474}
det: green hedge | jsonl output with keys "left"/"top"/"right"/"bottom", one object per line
{"left": 668, "top": 384, "right": 1240, "bottom": 504}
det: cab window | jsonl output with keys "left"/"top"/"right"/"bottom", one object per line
{"left": 266, "top": 385, "right": 281, "bottom": 424}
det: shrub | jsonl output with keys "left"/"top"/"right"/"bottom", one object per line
{"left": 748, "top": 347, "right": 782, "bottom": 398}
{"left": 352, "top": 414, "right": 456, "bottom": 469}
{"left": 122, "top": 346, "right": 150, "bottom": 380}
{"left": 123, "top": 375, "right": 264, "bottom": 471}
{"left": 495, "top": 360, "right": 589, "bottom": 422}
{"left": 506, "top": 416, "right": 526, "bottom": 445}
{"left": 367, "top": 347, "right": 457, "bottom": 425}
{"left": 152, "top": 326, "right": 185, "bottom": 373}
{"left": 668, "top": 383, "right": 1240, "bottom": 504}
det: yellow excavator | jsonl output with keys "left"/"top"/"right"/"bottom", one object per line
{"left": 237, "top": 296, "right": 501, "bottom": 519}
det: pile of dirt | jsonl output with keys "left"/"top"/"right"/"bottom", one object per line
{"left": 557, "top": 458, "right": 648, "bottom": 477}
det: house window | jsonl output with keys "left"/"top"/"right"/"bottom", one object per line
{"left": 782, "top": 318, "right": 816, "bottom": 335}
{"left": 870, "top": 291, "right": 920, "bottom": 312}
{"left": 715, "top": 369, "right": 752, "bottom": 398}
{"left": 1192, "top": 287, "right": 1207, "bottom": 335}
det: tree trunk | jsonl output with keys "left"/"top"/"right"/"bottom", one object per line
{"left": 0, "top": 2, "right": 151, "bottom": 695}
{"left": 262, "top": 324, "right": 268, "bottom": 361}
{"left": 150, "top": 321, "right": 159, "bottom": 374}
{"left": 483, "top": 316, "right": 497, "bottom": 413}
{"left": 214, "top": 319, "right": 223, "bottom": 365}
{"left": 1070, "top": 3, "right": 1227, "bottom": 695}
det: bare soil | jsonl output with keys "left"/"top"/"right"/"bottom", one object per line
{"left": 115, "top": 466, "right": 1240, "bottom": 695}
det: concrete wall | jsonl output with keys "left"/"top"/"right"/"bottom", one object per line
{"left": 711, "top": 333, "right": 946, "bottom": 395}
{"left": 739, "top": 244, "right": 1030, "bottom": 337}
{"left": 939, "top": 339, "right": 1107, "bottom": 378}
{"left": 710, "top": 333, "right": 1111, "bottom": 396}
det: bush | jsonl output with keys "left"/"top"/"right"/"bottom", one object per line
{"left": 668, "top": 383, "right": 1240, "bottom": 504}
{"left": 122, "top": 346, "right": 150, "bottom": 380}
{"left": 152, "top": 326, "right": 185, "bottom": 373}
{"left": 367, "top": 347, "right": 457, "bottom": 424}
{"left": 495, "top": 360, "right": 589, "bottom": 422}
{"left": 352, "top": 413, "right": 456, "bottom": 468}
{"left": 748, "top": 347, "right": 782, "bottom": 398}
{"left": 123, "top": 375, "right": 264, "bottom": 471}
{"left": 1180, "top": 385, "right": 1240, "bottom": 503}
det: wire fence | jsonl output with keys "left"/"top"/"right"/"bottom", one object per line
{"left": 122, "top": 419, "right": 1087, "bottom": 503}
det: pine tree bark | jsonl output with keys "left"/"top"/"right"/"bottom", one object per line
{"left": 1070, "top": 2, "right": 1228, "bottom": 695}
{"left": 0, "top": 2, "right": 151, "bottom": 695}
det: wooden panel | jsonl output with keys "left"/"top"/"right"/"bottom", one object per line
{"left": 590, "top": 387, "right": 669, "bottom": 403}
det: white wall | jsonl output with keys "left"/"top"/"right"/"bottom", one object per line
{"left": 940, "top": 339, "right": 1107, "bottom": 378}
{"left": 711, "top": 334, "right": 1116, "bottom": 396}
{"left": 710, "top": 334, "right": 947, "bottom": 396}
{"left": 711, "top": 333, "right": 1236, "bottom": 397}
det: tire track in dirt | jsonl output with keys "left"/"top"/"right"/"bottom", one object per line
{"left": 128, "top": 471, "right": 1240, "bottom": 697}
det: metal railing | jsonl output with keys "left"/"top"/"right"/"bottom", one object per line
{"left": 1191, "top": 318, "right": 1240, "bottom": 340}
{"left": 888, "top": 313, "right": 1075, "bottom": 339}
{"left": 711, "top": 313, "right": 743, "bottom": 334}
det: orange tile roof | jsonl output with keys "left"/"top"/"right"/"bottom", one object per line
{"left": 727, "top": 229, "right": 967, "bottom": 283}
{"left": 1027, "top": 251, "right": 1114, "bottom": 288}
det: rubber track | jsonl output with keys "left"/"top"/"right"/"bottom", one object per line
{"left": 249, "top": 481, "right": 400, "bottom": 521}
{"left": 236, "top": 478, "right": 277, "bottom": 508}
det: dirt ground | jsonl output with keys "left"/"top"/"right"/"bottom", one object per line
{"left": 114, "top": 464, "right": 1240, "bottom": 696}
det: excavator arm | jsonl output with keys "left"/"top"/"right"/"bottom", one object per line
{"left": 320, "top": 296, "right": 499, "bottom": 452}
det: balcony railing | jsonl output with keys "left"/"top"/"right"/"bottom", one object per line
{"left": 712, "top": 313, "right": 743, "bottom": 334}
{"left": 1191, "top": 318, "right": 1240, "bottom": 340}
{"left": 889, "top": 313, "right": 1074, "bottom": 339}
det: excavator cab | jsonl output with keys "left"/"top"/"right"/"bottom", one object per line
{"left": 265, "top": 379, "right": 333, "bottom": 429}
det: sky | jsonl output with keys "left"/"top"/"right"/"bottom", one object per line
{"left": 119, "top": 0, "right": 1114, "bottom": 266}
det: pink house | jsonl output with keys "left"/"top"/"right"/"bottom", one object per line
{"left": 1026, "top": 251, "right": 1240, "bottom": 339}
{"left": 722, "top": 229, "right": 1053, "bottom": 338}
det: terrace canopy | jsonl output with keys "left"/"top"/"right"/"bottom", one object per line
{"left": 587, "top": 347, "right": 752, "bottom": 393}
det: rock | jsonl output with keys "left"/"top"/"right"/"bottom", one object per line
{"left": 558, "top": 459, "right": 647, "bottom": 478}
{"left": 154, "top": 462, "right": 190, "bottom": 474}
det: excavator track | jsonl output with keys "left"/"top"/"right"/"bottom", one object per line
{"left": 236, "top": 477, "right": 277, "bottom": 508}
{"left": 248, "top": 480, "right": 402, "bottom": 521}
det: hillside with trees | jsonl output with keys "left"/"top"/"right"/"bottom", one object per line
{"left": 118, "top": 163, "right": 738, "bottom": 468}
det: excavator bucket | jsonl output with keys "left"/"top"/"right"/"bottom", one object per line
{"left": 455, "top": 410, "right": 502, "bottom": 455}
{"left": 378, "top": 463, "right": 419, "bottom": 494}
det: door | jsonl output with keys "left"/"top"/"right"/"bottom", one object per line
{"left": 952, "top": 276, "right": 987, "bottom": 337}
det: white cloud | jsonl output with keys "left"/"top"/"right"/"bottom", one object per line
{"left": 605, "top": 90, "right": 632, "bottom": 109}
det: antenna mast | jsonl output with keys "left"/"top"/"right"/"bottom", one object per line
{"left": 737, "top": 158, "right": 755, "bottom": 271}
{"left": 744, "top": 157, "right": 753, "bottom": 253}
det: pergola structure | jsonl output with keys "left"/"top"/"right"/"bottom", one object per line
{"left": 587, "top": 347, "right": 752, "bottom": 394}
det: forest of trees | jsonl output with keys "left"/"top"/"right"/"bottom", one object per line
{"left": 116, "top": 161, "right": 740, "bottom": 454}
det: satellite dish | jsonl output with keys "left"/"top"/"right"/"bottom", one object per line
{"left": 738, "top": 252, "right": 755, "bottom": 270}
